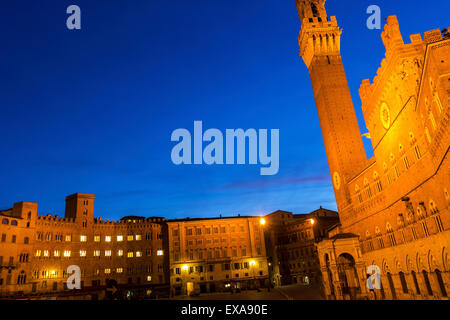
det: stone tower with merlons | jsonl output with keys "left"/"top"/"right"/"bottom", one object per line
{"left": 296, "top": 0, "right": 367, "bottom": 210}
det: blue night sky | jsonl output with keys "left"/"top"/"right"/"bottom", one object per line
{"left": 0, "top": 0, "right": 448, "bottom": 220}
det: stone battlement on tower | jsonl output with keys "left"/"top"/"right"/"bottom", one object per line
{"left": 359, "top": 16, "right": 447, "bottom": 109}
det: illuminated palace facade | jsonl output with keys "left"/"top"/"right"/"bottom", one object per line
{"left": 0, "top": 193, "right": 273, "bottom": 299}
{"left": 0, "top": 194, "right": 169, "bottom": 299}
{"left": 167, "top": 216, "right": 269, "bottom": 295}
{"left": 296, "top": 0, "right": 450, "bottom": 299}
{"left": 0, "top": 192, "right": 334, "bottom": 299}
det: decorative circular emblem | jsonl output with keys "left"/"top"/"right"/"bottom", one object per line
{"left": 333, "top": 171, "right": 341, "bottom": 190}
{"left": 380, "top": 102, "right": 391, "bottom": 129}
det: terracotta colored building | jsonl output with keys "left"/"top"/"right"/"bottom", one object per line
{"left": 264, "top": 208, "right": 339, "bottom": 287}
{"left": 295, "top": 0, "right": 449, "bottom": 300}
{"left": 0, "top": 193, "right": 169, "bottom": 299}
{"left": 0, "top": 196, "right": 271, "bottom": 299}
{"left": 0, "top": 196, "right": 339, "bottom": 299}
{"left": 166, "top": 216, "right": 269, "bottom": 296}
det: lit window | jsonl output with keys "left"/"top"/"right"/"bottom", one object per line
{"left": 414, "top": 145, "right": 421, "bottom": 160}
{"left": 136, "top": 251, "right": 142, "bottom": 257}
{"left": 54, "top": 250, "right": 60, "bottom": 257}
{"left": 80, "top": 235, "right": 87, "bottom": 242}
{"left": 105, "top": 250, "right": 112, "bottom": 257}
{"left": 376, "top": 181, "right": 383, "bottom": 192}
{"left": 127, "top": 235, "right": 134, "bottom": 241}
{"left": 105, "top": 236, "right": 111, "bottom": 242}
{"left": 135, "top": 234, "right": 142, "bottom": 241}
{"left": 63, "top": 250, "right": 71, "bottom": 257}
{"left": 94, "top": 235, "right": 100, "bottom": 242}
{"left": 157, "top": 250, "right": 164, "bottom": 256}
{"left": 43, "top": 250, "right": 49, "bottom": 257}
{"left": 35, "top": 250, "right": 41, "bottom": 257}
{"left": 127, "top": 251, "right": 134, "bottom": 258}
{"left": 117, "top": 235, "right": 123, "bottom": 242}
{"left": 403, "top": 156, "right": 410, "bottom": 170}
{"left": 80, "top": 250, "right": 86, "bottom": 257}
{"left": 65, "top": 235, "right": 72, "bottom": 242}
{"left": 116, "top": 268, "right": 123, "bottom": 273}
{"left": 94, "top": 250, "right": 100, "bottom": 257}
{"left": 117, "top": 249, "right": 123, "bottom": 257}
{"left": 104, "top": 268, "right": 111, "bottom": 274}
{"left": 147, "top": 275, "right": 152, "bottom": 282}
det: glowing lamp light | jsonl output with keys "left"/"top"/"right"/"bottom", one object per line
{"left": 250, "top": 260, "right": 256, "bottom": 266}
{"left": 310, "top": 218, "right": 315, "bottom": 225}
{"left": 182, "top": 264, "right": 189, "bottom": 271}
{"left": 259, "top": 218, "right": 266, "bottom": 226}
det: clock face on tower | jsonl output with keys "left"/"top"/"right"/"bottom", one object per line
{"left": 380, "top": 102, "right": 391, "bottom": 129}
{"left": 333, "top": 171, "right": 341, "bottom": 190}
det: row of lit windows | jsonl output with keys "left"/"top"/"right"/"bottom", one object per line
{"left": 35, "top": 233, "right": 160, "bottom": 242}
{"left": 353, "top": 141, "right": 425, "bottom": 205}
{"left": 36, "top": 268, "right": 151, "bottom": 282}
{"left": 184, "top": 236, "right": 260, "bottom": 246}
{"left": 79, "top": 234, "right": 142, "bottom": 242}
{"left": 174, "top": 224, "right": 260, "bottom": 237}
{"left": 174, "top": 247, "right": 262, "bottom": 261}
{"left": 34, "top": 250, "right": 73, "bottom": 257}
{"left": 173, "top": 261, "right": 265, "bottom": 275}
{"left": 35, "top": 249, "right": 164, "bottom": 258}
{"left": 364, "top": 215, "right": 444, "bottom": 252}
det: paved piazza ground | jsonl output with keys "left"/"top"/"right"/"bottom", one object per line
{"left": 173, "top": 284, "right": 324, "bottom": 300}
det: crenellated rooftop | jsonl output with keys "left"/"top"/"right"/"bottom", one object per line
{"left": 359, "top": 16, "right": 445, "bottom": 107}
{"left": 35, "top": 213, "right": 166, "bottom": 226}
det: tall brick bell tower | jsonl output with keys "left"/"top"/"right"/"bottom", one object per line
{"left": 296, "top": 0, "right": 367, "bottom": 210}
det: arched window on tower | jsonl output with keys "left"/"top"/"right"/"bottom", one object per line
{"left": 429, "top": 200, "right": 438, "bottom": 214}
{"left": 355, "top": 184, "right": 362, "bottom": 204}
{"left": 311, "top": 3, "right": 319, "bottom": 17}
{"left": 386, "top": 222, "right": 396, "bottom": 246}
{"left": 399, "top": 272, "right": 408, "bottom": 294}
{"left": 416, "top": 207, "right": 424, "bottom": 220}
{"left": 375, "top": 226, "right": 384, "bottom": 248}
{"left": 373, "top": 171, "right": 382, "bottom": 193}
{"left": 435, "top": 269, "right": 448, "bottom": 297}
{"left": 422, "top": 270, "right": 433, "bottom": 296}
{"left": 365, "top": 230, "right": 374, "bottom": 251}
{"left": 411, "top": 271, "right": 421, "bottom": 294}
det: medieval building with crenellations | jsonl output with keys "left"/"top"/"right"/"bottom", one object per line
{"left": 295, "top": 0, "right": 449, "bottom": 300}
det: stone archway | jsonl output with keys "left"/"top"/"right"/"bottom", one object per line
{"left": 336, "top": 253, "right": 361, "bottom": 299}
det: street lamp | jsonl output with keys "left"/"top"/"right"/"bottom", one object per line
{"left": 310, "top": 218, "right": 315, "bottom": 225}
{"left": 181, "top": 264, "right": 189, "bottom": 295}
{"left": 259, "top": 217, "right": 272, "bottom": 290}
{"left": 249, "top": 260, "right": 258, "bottom": 290}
